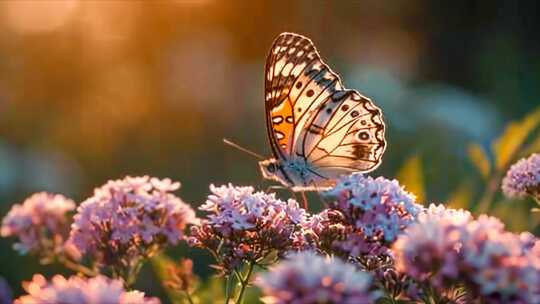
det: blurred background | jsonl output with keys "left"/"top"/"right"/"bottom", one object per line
{"left": 0, "top": 0, "right": 539, "bottom": 300}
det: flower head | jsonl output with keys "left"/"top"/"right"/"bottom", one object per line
{"left": 393, "top": 204, "right": 540, "bottom": 303}
{"left": 1, "top": 192, "right": 75, "bottom": 254}
{"left": 393, "top": 204, "right": 473, "bottom": 286}
{"left": 256, "top": 251, "right": 380, "bottom": 304}
{"left": 69, "top": 176, "right": 197, "bottom": 271}
{"left": 189, "top": 184, "right": 306, "bottom": 273}
{"left": 14, "top": 274, "right": 159, "bottom": 304}
{"left": 502, "top": 153, "right": 540, "bottom": 199}
{"left": 460, "top": 215, "right": 540, "bottom": 303}
{"left": 314, "top": 174, "right": 422, "bottom": 259}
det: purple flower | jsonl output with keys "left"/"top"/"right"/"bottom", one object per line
{"left": 14, "top": 274, "right": 159, "bottom": 304}
{"left": 393, "top": 204, "right": 473, "bottom": 287}
{"left": 393, "top": 204, "right": 540, "bottom": 303}
{"left": 189, "top": 184, "right": 307, "bottom": 273}
{"left": 502, "top": 153, "right": 540, "bottom": 199}
{"left": 69, "top": 176, "right": 197, "bottom": 274}
{"left": 460, "top": 216, "right": 540, "bottom": 303}
{"left": 256, "top": 251, "right": 381, "bottom": 304}
{"left": 1, "top": 192, "right": 75, "bottom": 254}
{"left": 312, "top": 174, "right": 422, "bottom": 259}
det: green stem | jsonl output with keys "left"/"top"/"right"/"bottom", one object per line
{"left": 224, "top": 274, "right": 233, "bottom": 304}
{"left": 476, "top": 171, "right": 503, "bottom": 214}
{"left": 235, "top": 262, "right": 255, "bottom": 304}
{"left": 57, "top": 255, "right": 98, "bottom": 277}
{"left": 128, "top": 260, "right": 145, "bottom": 288}
{"left": 534, "top": 196, "right": 540, "bottom": 207}
{"left": 183, "top": 290, "right": 195, "bottom": 304}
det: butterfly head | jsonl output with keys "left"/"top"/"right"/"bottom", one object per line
{"left": 259, "top": 158, "right": 289, "bottom": 186}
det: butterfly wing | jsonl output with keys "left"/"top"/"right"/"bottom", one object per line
{"left": 264, "top": 33, "right": 317, "bottom": 160}
{"left": 265, "top": 32, "right": 386, "bottom": 186}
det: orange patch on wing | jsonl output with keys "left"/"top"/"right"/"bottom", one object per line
{"left": 270, "top": 97, "right": 294, "bottom": 152}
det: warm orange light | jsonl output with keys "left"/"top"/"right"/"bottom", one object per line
{"left": 1, "top": 0, "right": 79, "bottom": 34}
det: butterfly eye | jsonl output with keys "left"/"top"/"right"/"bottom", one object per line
{"left": 267, "top": 163, "right": 277, "bottom": 173}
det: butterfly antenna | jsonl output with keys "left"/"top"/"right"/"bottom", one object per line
{"left": 223, "top": 138, "right": 265, "bottom": 160}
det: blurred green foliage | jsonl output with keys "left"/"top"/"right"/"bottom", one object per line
{"left": 397, "top": 155, "right": 425, "bottom": 203}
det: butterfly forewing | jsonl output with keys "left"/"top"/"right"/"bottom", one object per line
{"left": 264, "top": 32, "right": 386, "bottom": 186}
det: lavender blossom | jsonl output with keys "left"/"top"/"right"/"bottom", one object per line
{"left": 313, "top": 174, "right": 422, "bottom": 259}
{"left": 256, "top": 251, "right": 381, "bottom": 304}
{"left": 393, "top": 204, "right": 473, "bottom": 287}
{"left": 14, "top": 274, "right": 159, "bottom": 304}
{"left": 502, "top": 153, "right": 540, "bottom": 199}
{"left": 69, "top": 176, "right": 197, "bottom": 281}
{"left": 188, "top": 184, "right": 306, "bottom": 273}
{"left": 1, "top": 192, "right": 75, "bottom": 254}
{"left": 393, "top": 204, "right": 540, "bottom": 303}
{"left": 460, "top": 215, "right": 540, "bottom": 303}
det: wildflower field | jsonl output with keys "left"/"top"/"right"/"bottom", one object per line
{"left": 1, "top": 2, "right": 540, "bottom": 304}
{"left": 2, "top": 127, "right": 540, "bottom": 303}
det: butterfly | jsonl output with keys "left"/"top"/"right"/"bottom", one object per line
{"left": 258, "top": 32, "right": 386, "bottom": 192}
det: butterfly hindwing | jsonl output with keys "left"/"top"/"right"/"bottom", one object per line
{"left": 308, "top": 91, "right": 385, "bottom": 174}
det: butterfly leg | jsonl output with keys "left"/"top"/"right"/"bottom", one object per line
{"left": 265, "top": 185, "right": 285, "bottom": 193}
{"left": 309, "top": 180, "right": 330, "bottom": 207}
{"left": 300, "top": 191, "right": 308, "bottom": 210}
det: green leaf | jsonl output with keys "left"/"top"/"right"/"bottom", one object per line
{"left": 492, "top": 107, "right": 540, "bottom": 170}
{"left": 447, "top": 181, "right": 473, "bottom": 210}
{"left": 467, "top": 143, "right": 491, "bottom": 179}
{"left": 521, "top": 133, "right": 540, "bottom": 157}
{"left": 491, "top": 201, "right": 531, "bottom": 232}
{"left": 195, "top": 276, "right": 226, "bottom": 304}
{"left": 396, "top": 154, "right": 426, "bottom": 203}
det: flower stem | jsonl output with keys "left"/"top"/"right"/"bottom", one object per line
{"left": 534, "top": 196, "right": 540, "bottom": 207}
{"left": 476, "top": 171, "right": 503, "bottom": 214}
{"left": 224, "top": 274, "right": 233, "bottom": 304}
{"left": 235, "top": 262, "right": 255, "bottom": 304}
{"left": 125, "top": 261, "right": 144, "bottom": 288}
{"left": 57, "top": 255, "right": 97, "bottom": 277}
{"left": 183, "top": 291, "right": 195, "bottom": 304}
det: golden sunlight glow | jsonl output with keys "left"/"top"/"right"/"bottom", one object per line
{"left": 1, "top": 0, "right": 79, "bottom": 33}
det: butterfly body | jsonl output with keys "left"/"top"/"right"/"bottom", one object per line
{"left": 261, "top": 32, "right": 387, "bottom": 192}
{"left": 259, "top": 158, "right": 333, "bottom": 191}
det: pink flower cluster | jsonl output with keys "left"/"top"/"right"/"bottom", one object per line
{"left": 69, "top": 176, "right": 197, "bottom": 268}
{"left": 393, "top": 204, "right": 540, "bottom": 303}
{"left": 307, "top": 174, "right": 422, "bottom": 259}
{"left": 1, "top": 192, "right": 75, "bottom": 254}
{"left": 256, "top": 251, "right": 381, "bottom": 304}
{"left": 14, "top": 274, "right": 159, "bottom": 304}
{"left": 502, "top": 153, "right": 540, "bottom": 199}
{"left": 189, "top": 184, "right": 306, "bottom": 273}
